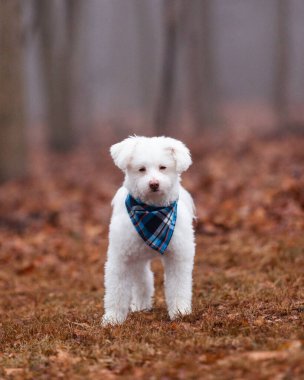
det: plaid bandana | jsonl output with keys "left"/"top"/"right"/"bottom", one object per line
{"left": 125, "top": 194, "right": 178, "bottom": 254}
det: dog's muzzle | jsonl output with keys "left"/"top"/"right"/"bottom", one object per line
{"left": 149, "top": 180, "right": 159, "bottom": 192}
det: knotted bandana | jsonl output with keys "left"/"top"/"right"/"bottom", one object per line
{"left": 125, "top": 194, "right": 177, "bottom": 254}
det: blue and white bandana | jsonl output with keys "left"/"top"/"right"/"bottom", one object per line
{"left": 125, "top": 194, "right": 178, "bottom": 254}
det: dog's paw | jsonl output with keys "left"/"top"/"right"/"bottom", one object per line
{"left": 168, "top": 306, "right": 192, "bottom": 320}
{"left": 130, "top": 301, "right": 152, "bottom": 313}
{"left": 101, "top": 313, "right": 126, "bottom": 327}
{"left": 130, "top": 304, "right": 152, "bottom": 313}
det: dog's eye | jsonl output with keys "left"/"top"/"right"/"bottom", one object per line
{"left": 139, "top": 167, "right": 146, "bottom": 172}
{"left": 159, "top": 166, "right": 167, "bottom": 170}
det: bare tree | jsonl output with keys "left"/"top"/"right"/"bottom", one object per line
{"left": 0, "top": 0, "right": 27, "bottom": 182}
{"left": 155, "top": 0, "right": 218, "bottom": 135}
{"left": 154, "top": 0, "right": 181, "bottom": 135}
{"left": 185, "top": 0, "right": 217, "bottom": 130}
{"left": 35, "top": 0, "right": 81, "bottom": 151}
{"left": 135, "top": 0, "right": 157, "bottom": 123}
{"left": 200, "top": 0, "right": 217, "bottom": 126}
{"left": 274, "top": 0, "right": 289, "bottom": 129}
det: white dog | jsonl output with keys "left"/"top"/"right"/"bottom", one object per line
{"left": 102, "top": 136, "right": 195, "bottom": 325}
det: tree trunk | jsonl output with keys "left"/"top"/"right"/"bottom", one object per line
{"left": 36, "top": 0, "right": 80, "bottom": 151}
{"left": 200, "top": 0, "right": 217, "bottom": 126}
{"left": 0, "top": 0, "right": 27, "bottom": 182}
{"left": 186, "top": 0, "right": 217, "bottom": 130}
{"left": 274, "top": 0, "right": 289, "bottom": 130}
{"left": 154, "top": 0, "right": 180, "bottom": 135}
{"left": 135, "top": 0, "right": 156, "bottom": 123}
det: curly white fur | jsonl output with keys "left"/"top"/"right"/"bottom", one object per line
{"left": 102, "top": 136, "right": 196, "bottom": 325}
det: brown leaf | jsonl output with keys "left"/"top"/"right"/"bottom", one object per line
{"left": 245, "top": 351, "right": 288, "bottom": 361}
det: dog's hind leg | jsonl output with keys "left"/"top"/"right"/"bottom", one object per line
{"left": 130, "top": 260, "right": 154, "bottom": 312}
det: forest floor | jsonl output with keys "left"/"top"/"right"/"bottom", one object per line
{"left": 0, "top": 130, "right": 304, "bottom": 379}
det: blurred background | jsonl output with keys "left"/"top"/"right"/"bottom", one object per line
{"left": 1, "top": 0, "right": 304, "bottom": 181}
{"left": 2, "top": 2, "right": 304, "bottom": 375}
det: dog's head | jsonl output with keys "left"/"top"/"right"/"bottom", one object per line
{"left": 110, "top": 136, "right": 192, "bottom": 205}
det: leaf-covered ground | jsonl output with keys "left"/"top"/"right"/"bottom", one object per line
{"left": 0, "top": 132, "right": 304, "bottom": 379}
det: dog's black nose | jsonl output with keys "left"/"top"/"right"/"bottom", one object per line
{"left": 149, "top": 180, "right": 159, "bottom": 192}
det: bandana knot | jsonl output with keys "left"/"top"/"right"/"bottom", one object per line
{"left": 125, "top": 194, "right": 177, "bottom": 254}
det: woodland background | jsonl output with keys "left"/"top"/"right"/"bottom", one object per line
{"left": 0, "top": 1, "right": 304, "bottom": 379}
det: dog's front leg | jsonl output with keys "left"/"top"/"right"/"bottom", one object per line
{"left": 163, "top": 254, "right": 194, "bottom": 320}
{"left": 130, "top": 260, "right": 154, "bottom": 312}
{"left": 102, "top": 257, "right": 132, "bottom": 326}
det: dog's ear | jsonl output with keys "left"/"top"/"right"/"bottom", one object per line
{"left": 164, "top": 138, "right": 192, "bottom": 173}
{"left": 110, "top": 136, "right": 138, "bottom": 171}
